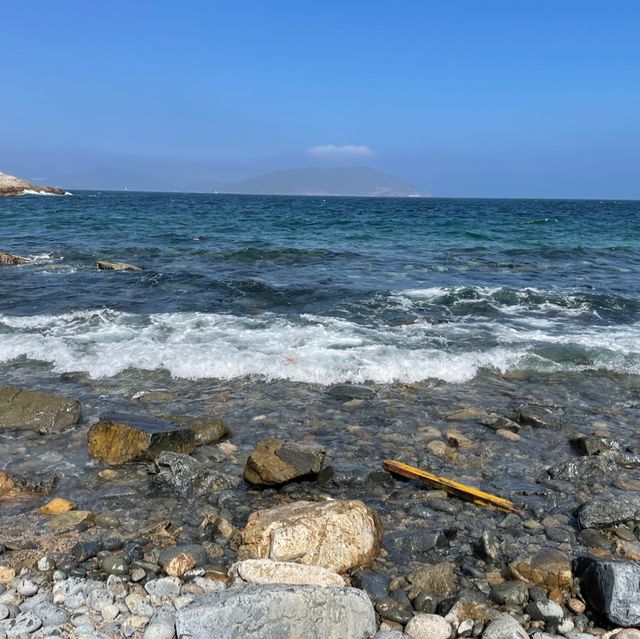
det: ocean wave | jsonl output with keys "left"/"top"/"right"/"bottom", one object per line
{"left": 0, "top": 309, "right": 638, "bottom": 383}
{"left": 20, "top": 189, "right": 72, "bottom": 197}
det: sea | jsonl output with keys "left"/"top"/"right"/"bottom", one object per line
{"left": 1, "top": 192, "right": 639, "bottom": 386}
{"left": 1, "top": 192, "right": 640, "bottom": 518}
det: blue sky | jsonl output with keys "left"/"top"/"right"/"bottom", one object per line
{"left": 2, "top": 1, "right": 639, "bottom": 197}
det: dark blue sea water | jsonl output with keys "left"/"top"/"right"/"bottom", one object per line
{"left": 1, "top": 192, "right": 639, "bottom": 384}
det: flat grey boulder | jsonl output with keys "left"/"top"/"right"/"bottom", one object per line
{"left": 578, "top": 495, "right": 640, "bottom": 529}
{"left": 0, "top": 386, "right": 81, "bottom": 434}
{"left": 579, "top": 559, "right": 640, "bottom": 627}
{"left": 175, "top": 584, "right": 376, "bottom": 639}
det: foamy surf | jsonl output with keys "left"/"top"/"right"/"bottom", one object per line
{"left": 0, "top": 309, "right": 638, "bottom": 383}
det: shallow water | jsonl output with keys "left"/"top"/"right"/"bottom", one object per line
{"left": 1, "top": 192, "right": 639, "bottom": 536}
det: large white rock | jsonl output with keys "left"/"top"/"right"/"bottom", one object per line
{"left": 229, "top": 559, "right": 346, "bottom": 587}
{"left": 239, "top": 499, "right": 382, "bottom": 573}
{"left": 175, "top": 584, "right": 376, "bottom": 639}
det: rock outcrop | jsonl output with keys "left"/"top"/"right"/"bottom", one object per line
{"left": 243, "top": 438, "right": 326, "bottom": 486}
{"left": 0, "top": 251, "right": 30, "bottom": 265}
{"left": 175, "top": 584, "right": 376, "bottom": 639}
{"left": 239, "top": 499, "right": 382, "bottom": 573}
{"left": 0, "top": 387, "right": 82, "bottom": 434}
{"left": 0, "top": 171, "right": 65, "bottom": 196}
{"left": 96, "top": 261, "right": 142, "bottom": 272}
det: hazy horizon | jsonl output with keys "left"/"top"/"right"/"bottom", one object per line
{"left": 2, "top": 1, "right": 639, "bottom": 199}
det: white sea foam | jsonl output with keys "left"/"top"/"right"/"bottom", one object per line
{"left": 0, "top": 309, "right": 526, "bottom": 383}
{"left": 0, "top": 309, "right": 638, "bottom": 383}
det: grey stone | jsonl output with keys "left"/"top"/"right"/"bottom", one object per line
{"left": 326, "top": 384, "right": 376, "bottom": 400}
{"left": 579, "top": 559, "right": 640, "bottom": 626}
{"left": 143, "top": 623, "right": 175, "bottom": 639}
{"left": 144, "top": 578, "right": 181, "bottom": 600}
{"left": 96, "top": 261, "right": 142, "bottom": 272}
{"left": 8, "top": 610, "right": 43, "bottom": 635}
{"left": 547, "top": 456, "right": 616, "bottom": 482}
{"left": 157, "top": 545, "right": 208, "bottom": 568}
{"left": 0, "top": 387, "right": 81, "bottom": 434}
{"left": 27, "top": 603, "right": 68, "bottom": 627}
{"left": 571, "top": 436, "right": 620, "bottom": 456}
{"left": 511, "top": 405, "right": 561, "bottom": 430}
{"left": 481, "top": 613, "right": 528, "bottom": 639}
{"left": 405, "top": 613, "right": 451, "bottom": 639}
{"left": 150, "top": 451, "right": 233, "bottom": 497}
{"left": 490, "top": 581, "right": 528, "bottom": 606}
{"left": 175, "top": 584, "right": 376, "bottom": 639}
{"left": 373, "top": 633, "right": 406, "bottom": 639}
{"left": 578, "top": 495, "right": 640, "bottom": 529}
{"left": 526, "top": 599, "right": 564, "bottom": 623}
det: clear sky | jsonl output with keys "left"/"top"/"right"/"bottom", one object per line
{"left": 2, "top": 0, "right": 639, "bottom": 197}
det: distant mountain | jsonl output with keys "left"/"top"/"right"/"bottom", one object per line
{"left": 218, "top": 167, "right": 429, "bottom": 197}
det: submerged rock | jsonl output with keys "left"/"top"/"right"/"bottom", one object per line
{"left": 150, "top": 451, "right": 234, "bottom": 497}
{"left": 0, "top": 386, "right": 81, "bottom": 434}
{"left": 243, "top": 438, "right": 326, "bottom": 486}
{"left": 87, "top": 413, "right": 196, "bottom": 464}
{"left": 326, "top": 384, "right": 376, "bottom": 400}
{"left": 571, "top": 435, "right": 621, "bottom": 456}
{"left": 239, "top": 499, "right": 382, "bottom": 573}
{"left": 0, "top": 251, "right": 29, "bottom": 265}
{"left": 511, "top": 404, "right": 562, "bottom": 430}
{"left": 175, "top": 584, "right": 376, "bottom": 639}
{"left": 578, "top": 494, "right": 640, "bottom": 529}
{"left": 229, "top": 559, "right": 346, "bottom": 587}
{"left": 579, "top": 559, "right": 640, "bottom": 627}
{"left": 161, "top": 414, "right": 229, "bottom": 446}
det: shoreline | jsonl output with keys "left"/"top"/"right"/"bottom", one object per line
{"left": 2, "top": 368, "right": 640, "bottom": 637}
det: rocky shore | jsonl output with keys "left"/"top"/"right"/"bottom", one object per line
{"left": 0, "top": 172, "right": 66, "bottom": 196}
{"left": 2, "top": 381, "right": 640, "bottom": 639}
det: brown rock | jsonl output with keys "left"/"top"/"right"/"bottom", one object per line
{"left": 87, "top": 413, "right": 196, "bottom": 464}
{"left": 615, "top": 539, "right": 640, "bottom": 561}
{"left": 0, "top": 386, "right": 81, "bottom": 434}
{"left": 162, "top": 414, "right": 229, "bottom": 446}
{"left": 46, "top": 510, "right": 94, "bottom": 531}
{"left": 0, "top": 566, "right": 16, "bottom": 583}
{"left": 0, "top": 251, "right": 30, "bottom": 265}
{"left": 0, "top": 469, "right": 55, "bottom": 503}
{"left": 442, "top": 408, "right": 487, "bottom": 421}
{"left": 408, "top": 562, "right": 456, "bottom": 598}
{"left": 568, "top": 597, "right": 586, "bottom": 614}
{"left": 426, "top": 439, "right": 460, "bottom": 464}
{"left": 98, "top": 469, "right": 119, "bottom": 480}
{"left": 165, "top": 552, "right": 197, "bottom": 577}
{"left": 244, "top": 438, "right": 326, "bottom": 486}
{"left": 39, "top": 497, "right": 76, "bottom": 515}
{"left": 96, "top": 261, "right": 142, "bottom": 271}
{"left": 510, "top": 548, "right": 572, "bottom": 591}
{"left": 239, "top": 499, "right": 382, "bottom": 573}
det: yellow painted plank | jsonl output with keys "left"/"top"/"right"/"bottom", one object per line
{"left": 383, "top": 459, "right": 523, "bottom": 515}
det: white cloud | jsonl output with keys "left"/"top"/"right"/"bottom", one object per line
{"left": 306, "top": 144, "right": 374, "bottom": 158}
